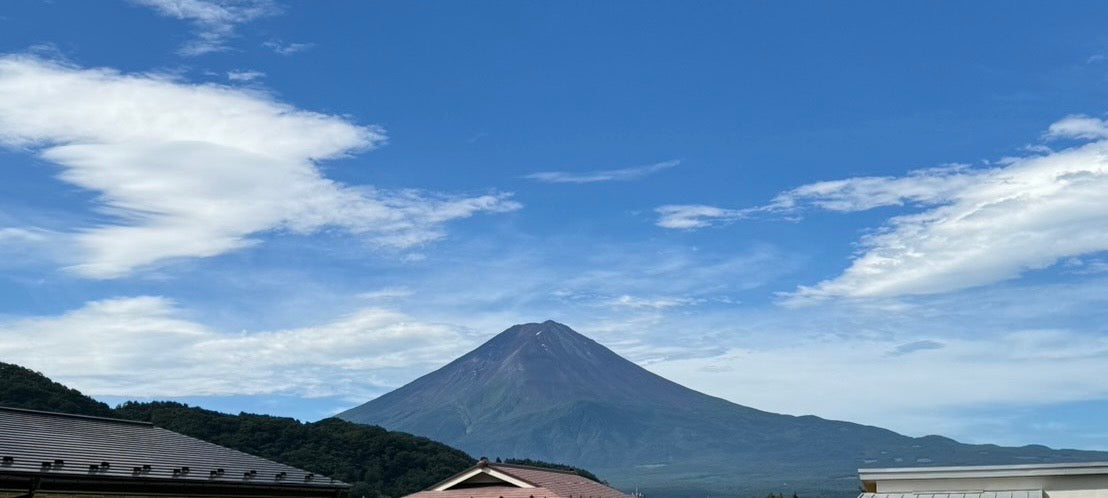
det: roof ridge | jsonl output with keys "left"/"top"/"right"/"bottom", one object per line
{"left": 491, "top": 463, "right": 583, "bottom": 476}
{"left": 0, "top": 405, "right": 154, "bottom": 426}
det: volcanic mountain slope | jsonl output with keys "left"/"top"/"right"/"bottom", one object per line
{"left": 338, "top": 321, "right": 1108, "bottom": 498}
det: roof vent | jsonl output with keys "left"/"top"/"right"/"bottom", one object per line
{"left": 2, "top": 456, "right": 12, "bottom": 465}
{"left": 100, "top": 461, "right": 110, "bottom": 469}
{"left": 210, "top": 470, "right": 218, "bottom": 478}
{"left": 275, "top": 472, "right": 287, "bottom": 481}
{"left": 89, "top": 464, "right": 99, "bottom": 472}
{"left": 41, "top": 462, "right": 52, "bottom": 470}
{"left": 173, "top": 469, "right": 182, "bottom": 477}
{"left": 181, "top": 466, "right": 190, "bottom": 474}
{"left": 305, "top": 473, "right": 314, "bottom": 481}
{"left": 142, "top": 465, "right": 152, "bottom": 473}
{"left": 133, "top": 466, "right": 143, "bottom": 474}
{"left": 53, "top": 459, "right": 64, "bottom": 467}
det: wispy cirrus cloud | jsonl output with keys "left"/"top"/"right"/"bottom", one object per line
{"left": 226, "top": 69, "right": 264, "bottom": 82}
{"left": 525, "top": 159, "right": 679, "bottom": 184}
{"left": 130, "top": 0, "right": 278, "bottom": 56}
{"left": 654, "top": 164, "right": 982, "bottom": 230}
{"left": 786, "top": 124, "right": 1108, "bottom": 301}
{"left": 262, "top": 40, "right": 313, "bottom": 55}
{"left": 0, "top": 55, "right": 519, "bottom": 278}
{"left": 887, "top": 339, "right": 945, "bottom": 357}
{"left": 658, "top": 115, "right": 1108, "bottom": 301}
{"left": 607, "top": 294, "right": 703, "bottom": 310}
{"left": 764, "top": 164, "right": 985, "bottom": 213}
{"left": 654, "top": 204, "right": 749, "bottom": 229}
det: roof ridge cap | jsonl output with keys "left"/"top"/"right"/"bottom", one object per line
{"left": 492, "top": 463, "right": 584, "bottom": 476}
{"left": 0, "top": 405, "right": 153, "bottom": 426}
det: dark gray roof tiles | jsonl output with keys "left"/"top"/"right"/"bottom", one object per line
{"left": 0, "top": 406, "right": 347, "bottom": 489}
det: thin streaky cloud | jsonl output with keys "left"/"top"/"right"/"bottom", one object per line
{"left": 654, "top": 204, "right": 749, "bottom": 229}
{"left": 130, "top": 0, "right": 279, "bottom": 56}
{"left": 525, "top": 159, "right": 680, "bottom": 184}
{"left": 227, "top": 70, "right": 265, "bottom": 82}
{"left": 657, "top": 114, "right": 1108, "bottom": 302}
{"left": 262, "top": 40, "right": 314, "bottom": 55}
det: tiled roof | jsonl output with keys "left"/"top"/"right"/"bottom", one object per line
{"left": 0, "top": 406, "right": 347, "bottom": 490}
{"left": 406, "top": 485, "right": 561, "bottom": 498}
{"left": 405, "top": 463, "right": 630, "bottom": 498}
{"left": 492, "top": 465, "right": 628, "bottom": 498}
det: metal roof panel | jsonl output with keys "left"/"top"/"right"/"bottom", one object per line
{"left": 0, "top": 406, "right": 347, "bottom": 489}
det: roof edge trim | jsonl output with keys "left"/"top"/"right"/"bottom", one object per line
{"left": 0, "top": 406, "right": 153, "bottom": 426}
{"left": 432, "top": 467, "right": 536, "bottom": 491}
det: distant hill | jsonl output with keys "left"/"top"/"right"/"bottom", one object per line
{"left": 0, "top": 362, "right": 115, "bottom": 417}
{"left": 0, "top": 361, "right": 473, "bottom": 498}
{"left": 0, "top": 360, "right": 604, "bottom": 498}
{"left": 338, "top": 320, "right": 1108, "bottom": 498}
{"left": 113, "top": 401, "right": 474, "bottom": 498}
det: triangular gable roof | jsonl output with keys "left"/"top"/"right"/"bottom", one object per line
{"left": 410, "top": 461, "right": 629, "bottom": 498}
{"left": 432, "top": 464, "right": 537, "bottom": 490}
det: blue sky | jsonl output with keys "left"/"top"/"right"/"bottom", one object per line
{"left": 2, "top": 0, "right": 1108, "bottom": 452}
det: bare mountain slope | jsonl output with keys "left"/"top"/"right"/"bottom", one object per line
{"left": 338, "top": 321, "right": 1108, "bottom": 497}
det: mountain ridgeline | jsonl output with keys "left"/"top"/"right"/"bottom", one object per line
{"left": 338, "top": 321, "right": 1108, "bottom": 498}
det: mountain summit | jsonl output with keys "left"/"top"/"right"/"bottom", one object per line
{"left": 338, "top": 321, "right": 1107, "bottom": 497}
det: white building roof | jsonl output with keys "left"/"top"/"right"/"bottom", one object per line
{"left": 862, "top": 491, "right": 1043, "bottom": 498}
{"left": 860, "top": 462, "right": 1108, "bottom": 481}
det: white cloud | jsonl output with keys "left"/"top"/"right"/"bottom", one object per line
{"left": 262, "top": 40, "right": 313, "bottom": 55}
{"left": 0, "top": 56, "right": 519, "bottom": 278}
{"left": 649, "top": 326, "right": 1108, "bottom": 437}
{"left": 662, "top": 115, "right": 1108, "bottom": 301}
{"left": 226, "top": 69, "right": 264, "bottom": 82}
{"left": 0, "top": 227, "right": 53, "bottom": 244}
{"left": 1046, "top": 114, "right": 1108, "bottom": 140}
{"left": 0, "top": 296, "right": 477, "bottom": 400}
{"left": 1065, "top": 257, "right": 1108, "bottom": 275}
{"left": 131, "top": 0, "right": 278, "bottom": 56}
{"left": 655, "top": 165, "right": 982, "bottom": 231}
{"left": 525, "top": 159, "right": 679, "bottom": 184}
{"left": 767, "top": 164, "right": 984, "bottom": 212}
{"left": 787, "top": 136, "right": 1108, "bottom": 300}
{"left": 607, "top": 294, "right": 702, "bottom": 310}
{"left": 654, "top": 204, "right": 747, "bottom": 229}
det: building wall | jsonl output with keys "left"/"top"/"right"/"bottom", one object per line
{"left": 875, "top": 475, "right": 1108, "bottom": 498}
